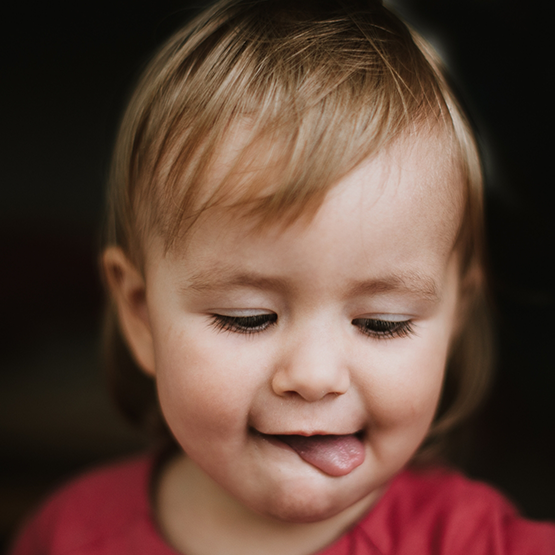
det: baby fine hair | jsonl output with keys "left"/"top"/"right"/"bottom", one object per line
{"left": 102, "top": 0, "right": 493, "bottom": 462}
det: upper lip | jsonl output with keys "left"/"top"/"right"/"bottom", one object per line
{"left": 253, "top": 428, "right": 364, "bottom": 438}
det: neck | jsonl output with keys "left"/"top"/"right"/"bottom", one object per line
{"left": 154, "top": 454, "right": 380, "bottom": 555}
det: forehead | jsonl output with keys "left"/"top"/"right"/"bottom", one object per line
{"left": 364, "top": 129, "right": 464, "bottom": 251}
{"left": 148, "top": 130, "right": 464, "bottom": 288}
{"left": 174, "top": 121, "right": 462, "bottom": 239}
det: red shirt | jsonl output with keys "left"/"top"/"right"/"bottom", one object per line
{"left": 9, "top": 455, "right": 555, "bottom": 555}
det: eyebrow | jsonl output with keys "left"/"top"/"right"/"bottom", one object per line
{"left": 183, "top": 265, "right": 441, "bottom": 303}
{"left": 185, "top": 269, "right": 289, "bottom": 294}
{"left": 346, "top": 273, "right": 441, "bottom": 303}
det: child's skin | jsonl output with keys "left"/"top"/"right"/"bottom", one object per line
{"left": 105, "top": 125, "right": 467, "bottom": 555}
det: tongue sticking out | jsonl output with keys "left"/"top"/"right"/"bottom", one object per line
{"left": 277, "top": 434, "right": 365, "bottom": 477}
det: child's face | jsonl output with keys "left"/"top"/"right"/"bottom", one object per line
{"left": 137, "top": 131, "right": 464, "bottom": 523}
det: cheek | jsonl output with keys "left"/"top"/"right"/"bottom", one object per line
{"left": 358, "top": 335, "right": 449, "bottom": 431}
{"left": 151, "top": 322, "right": 264, "bottom": 437}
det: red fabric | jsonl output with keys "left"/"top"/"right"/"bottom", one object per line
{"left": 9, "top": 455, "right": 555, "bottom": 555}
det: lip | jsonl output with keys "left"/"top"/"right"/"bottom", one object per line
{"left": 251, "top": 428, "right": 366, "bottom": 443}
{"left": 251, "top": 427, "right": 366, "bottom": 438}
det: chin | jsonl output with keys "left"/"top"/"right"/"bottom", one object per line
{"left": 253, "top": 479, "right": 367, "bottom": 524}
{"left": 263, "top": 497, "right": 345, "bottom": 524}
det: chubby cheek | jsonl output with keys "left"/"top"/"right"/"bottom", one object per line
{"left": 150, "top": 321, "right": 261, "bottom": 446}
{"left": 359, "top": 334, "right": 449, "bottom": 458}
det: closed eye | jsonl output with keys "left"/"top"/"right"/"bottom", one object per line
{"left": 210, "top": 313, "right": 277, "bottom": 334}
{"left": 352, "top": 318, "right": 414, "bottom": 339}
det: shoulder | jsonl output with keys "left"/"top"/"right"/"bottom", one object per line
{"left": 354, "top": 466, "right": 555, "bottom": 555}
{"left": 8, "top": 454, "right": 171, "bottom": 555}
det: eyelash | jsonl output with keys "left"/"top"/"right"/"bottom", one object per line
{"left": 351, "top": 318, "right": 415, "bottom": 340}
{"left": 209, "top": 313, "right": 278, "bottom": 334}
{"left": 209, "top": 314, "right": 414, "bottom": 339}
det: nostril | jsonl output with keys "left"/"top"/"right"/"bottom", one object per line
{"left": 272, "top": 373, "right": 349, "bottom": 402}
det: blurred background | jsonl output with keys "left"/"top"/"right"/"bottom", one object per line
{"left": 1, "top": 0, "right": 553, "bottom": 550}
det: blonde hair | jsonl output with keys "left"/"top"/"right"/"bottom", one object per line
{"left": 103, "top": 0, "right": 493, "bottom": 461}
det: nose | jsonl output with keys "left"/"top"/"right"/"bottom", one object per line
{"left": 271, "top": 327, "right": 350, "bottom": 402}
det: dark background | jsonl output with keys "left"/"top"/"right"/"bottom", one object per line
{"left": 1, "top": 0, "right": 554, "bottom": 550}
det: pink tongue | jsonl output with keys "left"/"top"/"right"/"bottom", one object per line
{"left": 277, "top": 434, "right": 365, "bottom": 477}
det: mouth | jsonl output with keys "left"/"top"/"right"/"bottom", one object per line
{"left": 255, "top": 430, "right": 366, "bottom": 477}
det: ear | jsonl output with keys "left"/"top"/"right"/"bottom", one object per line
{"left": 102, "top": 247, "right": 156, "bottom": 376}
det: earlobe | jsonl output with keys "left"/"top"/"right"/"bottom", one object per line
{"left": 102, "top": 247, "right": 156, "bottom": 376}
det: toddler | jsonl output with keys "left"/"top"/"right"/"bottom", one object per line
{"left": 10, "top": 1, "right": 555, "bottom": 554}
